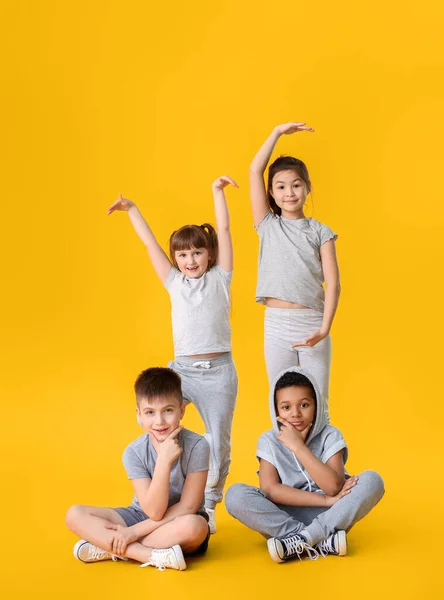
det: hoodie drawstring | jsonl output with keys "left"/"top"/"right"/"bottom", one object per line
{"left": 292, "top": 453, "right": 312, "bottom": 492}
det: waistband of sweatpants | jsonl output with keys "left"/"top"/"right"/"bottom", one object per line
{"left": 173, "top": 351, "right": 233, "bottom": 368}
{"left": 265, "top": 306, "right": 324, "bottom": 318}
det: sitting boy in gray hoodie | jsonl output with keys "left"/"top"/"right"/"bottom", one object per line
{"left": 225, "top": 367, "right": 384, "bottom": 563}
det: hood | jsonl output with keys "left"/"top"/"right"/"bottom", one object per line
{"left": 269, "top": 366, "right": 329, "bottom": 446}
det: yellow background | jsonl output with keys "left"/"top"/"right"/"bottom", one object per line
{"left": 1, "top": 1, "right": 443, "bottom": 597}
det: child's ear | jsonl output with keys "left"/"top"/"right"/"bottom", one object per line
{"left": 136, "top": 407, "right": 142, "bottom": 427}
{"left": 180, "top": 402, "right": 186, "bottom": 419}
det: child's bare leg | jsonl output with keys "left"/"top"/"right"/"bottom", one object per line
{"left": 139, "top": 514, "right": 208, "bottom": 555}
{"left": 65, "top": 504, "right": 157, "bottom": 563}
{"left": 66, "top": 505, "right": 126, "bottom": 548}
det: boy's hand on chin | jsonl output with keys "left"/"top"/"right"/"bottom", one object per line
{"left": 276, "top": 417, "right": 312, "bottom": 451}
{"left": 151, "top": 426, "right": 184, "bottom": 465}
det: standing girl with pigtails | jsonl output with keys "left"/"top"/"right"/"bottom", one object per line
{"left": 108, "top": 176, "right": 239, "bottom": 534}
{"left": 249, "top": 122, "right": 340, "bottom": 414}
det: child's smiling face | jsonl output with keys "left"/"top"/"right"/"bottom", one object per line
{"left": 137, "top": 394, "right": 185, "bottom": 442}
{"left": 174, "top": 247, "right": 210, "bottom": 278}
{"left": 270, "top": 169, "right": 308, "bottom": 218}
{"left": 275, "top": 385, "right": 316, "bottom": 432}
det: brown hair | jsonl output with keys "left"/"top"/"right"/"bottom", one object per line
{"left": 134, "top": 367, "right": 183, "bottom": 406}
{"left": 169, "top": 223, "right": 218, "bottom": 270}
{"left": 267, "top": 155, "right": 312, "bottom": 216}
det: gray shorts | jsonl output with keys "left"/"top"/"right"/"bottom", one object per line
{"left": 112, "top": 506, "right": 210, "bottom": 555}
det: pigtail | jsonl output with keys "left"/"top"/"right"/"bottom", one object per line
{"left": 169, "top": 229, "right": 178, "bottom": 266}
{"left": 169, "top": 223, "right": 219, "bottom": 270}
{"left": 200, "top": 223, "right": 219, "bottom": 269}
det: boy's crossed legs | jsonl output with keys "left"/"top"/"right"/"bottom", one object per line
{"left": 66, "top": 504, "right": 209, "bottom": 570}
{"left": 226, "top": 470, "right": 384, "bottom": 563}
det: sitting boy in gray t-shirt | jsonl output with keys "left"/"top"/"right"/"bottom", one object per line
{"left": 66, "top": 367, "right": 210, "bottom": 572}
{"left": 226, "top": 367, "right": 385, "bottom": 563}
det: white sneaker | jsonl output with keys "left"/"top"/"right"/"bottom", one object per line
{"left": 140, "top": 545, "right": 186, "bottom": 571}
{"left": 315, "top": 531, "right": 347, "bottom": 557}
{"left": 203, "top": 433, "right": 219, "bottom": 488}
{"left": 206, "top": 508, "right": 216, "bottom": 534}
{"left": 267, "top": 534, "right": 319, "bottom": 563}
{"left": 74, "top": 540, "right": 121, "bottom": 563}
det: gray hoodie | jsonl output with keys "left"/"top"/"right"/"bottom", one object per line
{"left": 257, "top": 367, "right": 348, "bottom": 493}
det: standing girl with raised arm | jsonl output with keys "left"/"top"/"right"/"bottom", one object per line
{"left": 249, "top": 122, "right": 340, "bottom": 414}
{"left": 108, "top": 176, "right": 238, "bottom": 534}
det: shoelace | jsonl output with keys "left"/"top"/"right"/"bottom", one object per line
{"left": 140, "top": 549, "right": 173, "bottom": 571}
{"left": 284, "top": 536, "right": 319, "bottom": 561}
{"left": 87, "top": 545, "right": 117, "bottom": 562}
{"left": 316, "top": 536, "right": 336, "bottom": 558}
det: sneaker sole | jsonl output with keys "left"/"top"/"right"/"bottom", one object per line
{"left": 267, "top": 538, "right": 285, "bottom": 563}
{"left": 336, "top": 531, "right": 347, "bottom": 556}
{"left": 172, "top": 545, "right": 187, "bottom": 571}
{"left": 73, "top": 540, "right": 89, "bottom": 563}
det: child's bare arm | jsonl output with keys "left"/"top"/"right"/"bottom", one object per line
{"left": 108, "top": 195, "right": 172, "bottom": 283}
{"left": 249, "top": 128, "right": 278, "bottom": 227}
{"left": 291, "top": 240, "right": 340, "bottom": 349}
{"left": 320, "top": 239, "right": 340, "bottom": 335}
{"left": 259, "top": 459, "right": 357, "bottom": 507}
{"left": 105, "top": 470, "right": 208, "bottom": 556}
{"left": 249, "top": 123, "right": 314, "bottom": 228}
{"left": 135, "top": 470, "right": 207, "bottom": 533}
{"left": 212, "top": 176, "right": 238, "bottom": 272}
{"left": 276, "top": 417, "right": 346, "bottom": 496}
{"left": 132, "top": 427, "right": 183, "bottom": 520}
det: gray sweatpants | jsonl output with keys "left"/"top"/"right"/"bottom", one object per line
{"left": 264, "top": 307, "right": 332, "bottom": 417}
{"left": 225, "top": 471, "right": 384, "bottom": 546}
{"left": 168, "top": 353, "right": 238, "bottom": 510}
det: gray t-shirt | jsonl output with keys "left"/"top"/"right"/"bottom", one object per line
{"left": 257, "top": 425, "right": 348, "bottom": 493}
{"left": 257, "top": 365, "right": 348, "bottom": 493}
{"left": 122, "top": 428, "right": 209, "bottom": 514}
{"left": 164, "top": 265, "right": 232, "bottom": 356}
{"left": 255, "top": 212, "right": 338, "bottom": 312}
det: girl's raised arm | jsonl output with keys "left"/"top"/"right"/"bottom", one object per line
{"left": 212, "top": 176, "right": 238, "bottom": 272}
{"left": 249, "top": 122, "right": 314, "bottom": 228}
{"left": 108, "top": 194, "right": 172, "bottom": 284}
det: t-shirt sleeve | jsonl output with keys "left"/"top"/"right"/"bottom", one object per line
{"left": 122, "top": 444, "right": 152, "bottom": 480}
{"left": 254, "top": 210, "right": 274, "bottom": 234}
{"left": 320, "top": 428, "right": 348, "bottom": 465}
{"left": 163, "top": 266, "right": 180, "bottom": 290}
{"left": 319, "top": 223, "right": 338, "bottom": 247}
{"left": 256, "top": 433, "right": 276, "bottom": 467}
{"left": 186, "top": 437, "right": 210, "bottom": 473}
{"left": 213, "top": 264, "right": 233, "bottom": 284}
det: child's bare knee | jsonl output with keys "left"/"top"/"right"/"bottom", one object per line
{"left": 177, "top": 514, "right": 208, "bottom": 541}
{"left": 65, "top": 504, "right": 86, "bottom": 529}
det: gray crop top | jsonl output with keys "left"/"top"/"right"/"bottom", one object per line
{"left": 255, "top": 212, "right": 337, "bottom": 312}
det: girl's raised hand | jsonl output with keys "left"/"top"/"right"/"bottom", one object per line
{"left": 212, "top": 175, "right": 239, "bottom": 191}
{"left": 275, "top": 122, "right": 314, "bottom": 136}
{"left": 107, "top": 194, "right": 134, "bottom": 215}
{"left": 292, "top": 328, "right": 328, "bottom": 349}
